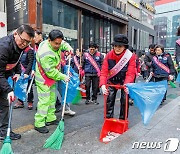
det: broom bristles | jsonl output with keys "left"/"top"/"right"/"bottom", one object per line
{"left": 0, "top": 143, "right": 13, "bottom": 154}
{"left": 43, "top": 120, "right": 64, "bottom": 150}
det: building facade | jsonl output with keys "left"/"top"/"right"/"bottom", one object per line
{"left": 127, "top": 0, "right": 156, "bottom": 55}
{"left": 0, "top": 0, "right": 7, "bottom": 38}
{"left": 6, "top": 0, "right": 156, "bottom": 53}
{"left": 155, "top": 0, "right": 180, "bottom": 54}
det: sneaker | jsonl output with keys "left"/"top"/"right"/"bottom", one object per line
{"left": 28, "top": 102, "right": 33, "bottom": 110}
{"left": 0, "top": 130, "right": 21, "bottom": 140}
{"left": 64, "top": 109, "right": 76, "bottom": 116}
{"left": 129, "top": 99, "right": 134, "bottom": 106}
{"left": 92, "top": 100, "right": 99, "bottom": 105}
{"left": 85, "top": 100, "right": 91, "bottom": 105}
{"left": 46, "top": 120, "right": 59, "bottom": 126}
{"left": 13, "top": 101, "right": 24, "bottom": 109}
{"left": 34, "top": 126, "right": 49, "bottom": 133}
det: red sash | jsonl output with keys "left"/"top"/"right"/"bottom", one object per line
{"left": 153, "top": 56, "right": 170, "bottom": 73}
{"left": 176, "top": 39, "right": 180, "bottom": 46}
{"left": 108, "top": 49, "right": 132, "bottom": 79}
{"left": 6, "top": 52, "right": 23, "bottom": 71}
{"left": 74, "top": 55, "right": 81, "bottom": 70}
{"left": 37, "top": 60, "right": 61, "bottom": 87}
{"left": 84, "top": 52, "right": 101, "bottom": 77}
{"left": 61, "top": 52, "right": 66, "bottom": 66}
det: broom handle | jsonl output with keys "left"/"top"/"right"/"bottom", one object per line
{"left": 61, "top": 57, "right": 71, "bottom": 120}
{"left": 7, "top": 100, "right": 13, "bottom": 137}
{"left": 26, "top": 75, "right": 34, "bottom": 95}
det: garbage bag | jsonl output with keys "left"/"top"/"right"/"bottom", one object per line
{"left": 176, "top": 73, "right": 180, "bottom": 83}
{"left": 8, "top": 76, "right": 13, "bottom": 88}
{"left": 59, "top": 65, "right": 81, "bottom": 104}
{"left": 14, "top": 75, "right": 29, "bottom": 102}
{"left": 126, "top": 80, "right": 168, "bottom": 125}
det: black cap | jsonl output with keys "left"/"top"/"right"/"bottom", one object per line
{"left": 111, "top": 34, "right": 128, "bottom": 46}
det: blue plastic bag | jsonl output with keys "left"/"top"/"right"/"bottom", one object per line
{"left": 59, "top": 65, "right": 80, "bottom": 103}
{"left": 8, "top": 77, "right": 13, "bottom": 88}
{"left": 14, "top": 75, "right": 29, "bottom": 102}
{"left": 126, "top": 80, "right": 167, "bottom": 125}
{"left": 176, "top": 73, "right": 180, "bottom": 83}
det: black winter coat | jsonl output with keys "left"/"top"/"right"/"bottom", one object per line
{"left": 0, "top": 35, "right": 23, "bottom": 93}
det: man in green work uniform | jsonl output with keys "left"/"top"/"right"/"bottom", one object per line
{"left": 34, "top": 30, "right": 69, "bottom": 133}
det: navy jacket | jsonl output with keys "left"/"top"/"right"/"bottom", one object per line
{"left": 150, "top": 53, "right": 176, "bottom": 78}
{"left": 82, "top": 50, "right": 104, "bottom": 76}
{"left": 0, "top": 35, "right": 23, "bottom": 93}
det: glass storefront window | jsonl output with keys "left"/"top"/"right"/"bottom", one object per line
{"left": 43, "top": 0, "right": 78, "bottom": 50}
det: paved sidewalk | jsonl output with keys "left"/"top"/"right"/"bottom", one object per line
{"left": 4, "top": 96, "right": 179, "bottom": 154}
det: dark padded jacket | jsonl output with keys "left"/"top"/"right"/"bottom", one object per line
{"left": 0, "top": 35, "right": 23, "bottom": 93}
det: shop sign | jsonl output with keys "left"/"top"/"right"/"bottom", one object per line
{"left": 128, "top": 0, "right": 140, "bottom": 9}
{"left": 140, "top": 1, "right": 156, "bottom": 13}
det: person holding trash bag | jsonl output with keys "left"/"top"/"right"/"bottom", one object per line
{"left": 150, "top": 44, "right": 176, "bottom": 104}
{"left": 34, "top": 29, "right": 69, "bottom": 133}
{"left": 0, "top": 24, "right": 34, "bottom": 140}
{"left": 13, "top": 45, "right": 35, "bottom": 110}
{"left": 100, "top": 34, "right": 136, "bottom": 119}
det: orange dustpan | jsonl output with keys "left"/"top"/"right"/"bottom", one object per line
{"left": 99, "top": 84, "right": 129, "bottom": 143}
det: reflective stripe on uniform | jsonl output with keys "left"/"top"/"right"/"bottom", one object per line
{"left": 37, "top": 92, "right": 50, "bottom": 97}
{"left": 49, "top": 104, "right": 55, "bottom": 109}
{"left": 38, "top": 51, "right": 55, "bottom": 59}
{"left": 37, "top": 110, "right": 47, "bottom": 115}
{"left": 35, "top": 75, "right": 45, "bottom": 83}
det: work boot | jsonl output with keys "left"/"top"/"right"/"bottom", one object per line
{"left": 64, "top": 109, "right": 76, "bottom": 116}
{"left": 28, "top": 102, "right": 33, "bottom": 110}
{"left": 13, "top": 101, "right": 24, "bottom": 109}
{"left": 46, "top": 120, "right": 59, "bottom": 126}
{"left": 92, "top": 100, "right": 99, "bottom": 105}
{"left": 34, "top": 126, "right": 49, "bottom": 133}
{"left": 0, "top": 130, "right": 21, "bottom": 140}
{"left": 85, "top": 99, "right": 91, "bottom": 105}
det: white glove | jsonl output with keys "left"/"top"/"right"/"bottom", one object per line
{"left": 169, "top": 75, "right": 174, "bottom": 81}
{"left": 101, "top": 85, "right": 108, "bottom": 95}
{"left": 24, "top": 74, "right": 29, "bottom": 79}
{"left": 31, "top": 70, "right": 35, "bottom": 77}
{"left": 124, "top": 86, "right": 129, "bottom": 94}
{"left": 13, "top": 74, "right": 20, "bottom": 82}
{"left": 7, "top": 91, "right": 15, "bottom": 103}
{"left": 64, "top": 75, "right": 70, "bottom": 83}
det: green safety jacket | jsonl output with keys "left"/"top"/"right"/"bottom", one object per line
{"left": 35, "top": 40, "right": 72, "bottom": 85}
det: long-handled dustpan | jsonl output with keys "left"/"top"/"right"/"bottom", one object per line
{"left": 99, "top": 84, "right": 129, "bottom": 143}
{"left": 43, "top": 57, "right": 71, "bottom": 150}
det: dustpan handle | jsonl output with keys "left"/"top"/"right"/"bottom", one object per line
{"left": 124, "top": 89, "right": 128, "bottom": 120}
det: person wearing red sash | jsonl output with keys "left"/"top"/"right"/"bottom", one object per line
{"left": 13, "top": 46, "right": 35, "bottom": 110}
{"left": 82, "top": 43, "right": 104, "bottom": 105}
{"left": 100, "top": 34, "right": 136, "bottom": 119}
{"left": 175, "top": 26, "right": 180, "bottom": 67}
{"left": 0, "top": 24, "right": 34, "bottom": 140}
{"left": 150, "top": 45, "right": 176, "bottom": 104}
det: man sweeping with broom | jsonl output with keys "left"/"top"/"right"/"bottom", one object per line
{"left": 34, "top": 29, "right": 70, "bottom": 133}
{"left": 0, "top": 24, "right": 35, "bottom": 153}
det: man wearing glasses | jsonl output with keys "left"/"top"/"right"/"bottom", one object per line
{"left": 0, "top": 24, "right": 34, "bottom": 140}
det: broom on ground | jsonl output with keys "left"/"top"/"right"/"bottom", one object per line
{"left": 0, "top": 99, "right": 14, "bottom": 154}
{"left": 43, "top": 57, "right": 71, "bottom": 150}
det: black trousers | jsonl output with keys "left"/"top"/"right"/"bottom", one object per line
{"left": 154, "top": 77, "right": 167, "bottom": 100}
{"left": 85, "top": 75, "right": 99, "bottom": 101}
{"left": 106, "top": 86, "right": 129, "bottom": 120}
{"left": 0, "top": 91, "right": 9, "bottom": 131}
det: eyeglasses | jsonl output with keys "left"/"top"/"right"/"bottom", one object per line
{"left": 18, "top": 33, "right": 31, "bottom": 45}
